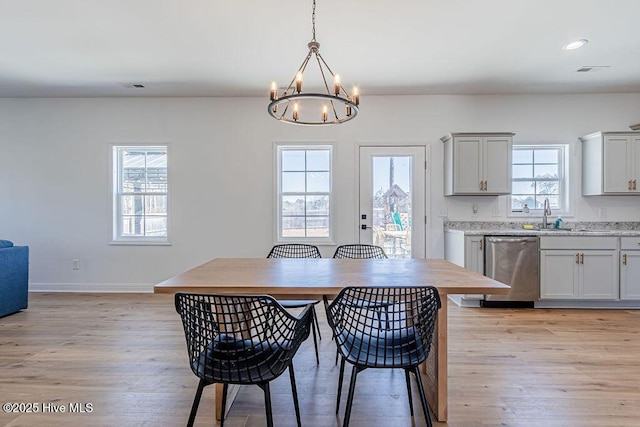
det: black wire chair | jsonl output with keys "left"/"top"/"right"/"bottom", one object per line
{"left": 175, "top": 292, "right": 313, "bottom": 427}
{"left": 267, "top": 244, "right": 322, "bottom": 364}
{"left": 332, "top": 244, "right": 388, "bottom": 259}
{"left": 324, "top": 286, "right": 441, "bottom": 427}
{"left": 331, "top": 244, "right": 391, "bottom": 363}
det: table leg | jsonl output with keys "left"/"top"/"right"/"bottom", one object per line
{"left": 215, "top": 382, "right": 242, "bottom": 420}
{"left": 421, "top": 294, "right": 448, "bottom": 421}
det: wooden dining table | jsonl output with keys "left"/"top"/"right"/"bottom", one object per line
{"left": 155, "top": 257, "right": 509, "bottom": 422}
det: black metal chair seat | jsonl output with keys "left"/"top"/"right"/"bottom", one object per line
{"left": 334, "top": 327, "right": 425, "bottom": 367}
{"left": 194, "top": 334, "right": 293, "bottom": 384}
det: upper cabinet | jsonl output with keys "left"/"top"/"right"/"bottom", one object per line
{"left": 442, "top": 133, "right": 514, "bottom": 195}
{"left": 581, "top": 131, "right": 640, "bottom": 195}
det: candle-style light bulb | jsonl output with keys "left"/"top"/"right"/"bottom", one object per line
{"left": 293, "top": 103, "right": 299, "bottom": 121}
{"left": 295, "top": 72, "right": 303, "bottom": 93}
{"left": 346, "top": 104, "right": 352, "bottom": 117}
{"left": 270, "top": 81, "right": 278, "bottom": 101}
{"left": 333, "top": 74, "right": 341, "bottom": 96}
{"left": 352, "top": 86, "right": 359, "bottom": 105}
{"left": 322, "top": 105, "right": 328, "bottom": 122}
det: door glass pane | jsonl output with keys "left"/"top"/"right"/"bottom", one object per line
{"left": 371, "top": 156, "right": 412, "bottom": 258}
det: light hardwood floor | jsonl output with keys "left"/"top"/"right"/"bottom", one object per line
{"left": 1, "top": 293, "right": 639, "bottom": 426}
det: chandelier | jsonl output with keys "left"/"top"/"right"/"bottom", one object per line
{"left": 268, "top": 0, "right": 359, "bottom": 125}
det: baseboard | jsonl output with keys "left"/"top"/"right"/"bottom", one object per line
{"left": 535, "top": 300, "right": 640, "bottom": 309}
{"left": 29, "top": 282, "right": 155, "bottom": 293}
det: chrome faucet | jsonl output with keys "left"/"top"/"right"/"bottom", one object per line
{"left": 542, "top": 198, "right": 552, "bottom": 229}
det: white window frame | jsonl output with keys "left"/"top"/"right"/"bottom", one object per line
{"left": 275, "top": 143, "right": 335, "bottom": 244}
{"left": 110, "top": 144, "right": 170, "bottom": 245}
{"left": 508, "top": 144, "right": 570, "bottom": 218}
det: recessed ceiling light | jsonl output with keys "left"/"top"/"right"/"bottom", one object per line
{"left": 564, "top": 39, "right": 588, "bottom": 50}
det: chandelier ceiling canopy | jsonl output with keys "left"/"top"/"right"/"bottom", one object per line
{"left": 268, "top": 0, "right": 359, "bottom": 126}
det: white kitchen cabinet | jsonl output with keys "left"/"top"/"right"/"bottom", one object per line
{"left": 444, "top": 231, "right": 484, "bottom": 302}
{"left": 539, "top": 237, "right": 619, "bottom": 300}
{"left": 464, "top": 236, "right": 484, "bottom": 275}
{"left": 580, "top": 131, "right": 640, "bottom": 195}
{"left": 444, "top": 231, "right": 484, "bottom": 274}
{"left": 620, "top": 237, "right": 640, "bottom": 300}
{"left": 442, "top": 133, "right": 514, "bottom": 195}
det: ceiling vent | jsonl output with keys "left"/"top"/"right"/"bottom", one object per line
{"left": 577, "top": 66, "right": 610, "bottom": 73}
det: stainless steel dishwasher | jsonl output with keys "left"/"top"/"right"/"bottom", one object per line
{"left": 481, "top": 236, "right": 539, "bottom": 308}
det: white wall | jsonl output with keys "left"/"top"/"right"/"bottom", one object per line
{"left": 1, "top": 94, "right": 639, "bottom": 291}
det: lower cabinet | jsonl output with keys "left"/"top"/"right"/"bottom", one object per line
{"left": 464, "top": 236, "right": 484, "bottom": 275}
{"left": 540, "top": 237, "right": 619, "bottom": 300}
{"left": 444, "top": 231, "right": 484, "bottom": 302}
{"left": 621, "top": 237, "right": 640, "bottom": 300}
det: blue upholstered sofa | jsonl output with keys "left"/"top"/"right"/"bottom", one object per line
{"left": 0, "top": 240, "right": 29, "bottom": 317}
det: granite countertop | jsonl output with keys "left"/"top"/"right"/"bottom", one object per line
{"left": 444, "top": 221, "right": 640, "bottom": 237}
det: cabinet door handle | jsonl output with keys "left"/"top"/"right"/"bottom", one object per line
{"left": 575, "top": 253, "right": 580, "bottom": 264}
{"left": 629, "top": 180, "right": 633, "bottom": 191}
{"left": 580, "top": 253, "right": 584, "bottom": 264}
{"left": 623, "top": 253, "right": 627, "bottom": 265}
{"left": 484, "top": 180, "right": 488, "bottom": 191}
{"left": 634, "top": 179, "right": 637, "bottom": 190}
{"left": 480, "top": 240, "right": 483, "bottom": 250}
{"left": 479, "top": 180, "right": 484, "bottom": 190}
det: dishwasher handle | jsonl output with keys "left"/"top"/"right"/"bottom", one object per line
{"left": 485, "top": 236, "right": 539, "bottom": 244}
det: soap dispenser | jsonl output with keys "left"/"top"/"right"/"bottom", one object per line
{"left": 555, "top": 215, "right": 563, "bottom": 229}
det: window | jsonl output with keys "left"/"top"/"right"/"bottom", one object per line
{"left": 112, "top": 145, "right": 169, "bottom": 244}
{"left": 510, "top": 145, "right": 568, "bottom": 214}
{"left": 276, "top": 145, "right": 333, "bottom": 242}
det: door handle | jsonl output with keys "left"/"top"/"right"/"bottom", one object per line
{"left": 479, "top": 180, "right": 484, "bottom": 191}
{"left": 484, "top": 180, "right": 488, "bottom": 191}
{"left": 580, "top": 253, "right": 584, "bottom": 264}
{"left": 575, "top": 253, "right": 580, "bottom": 264}
{"left": 623, "top": 253, "right": 627, "bottom": 265}
{"left": 479, "top": 240, "right": 483, "bottom": 251}
{"left": 629, "top": 180, "right": 633, "bottom": 191}
{"left": 634, "top": 179, "right": 637, "bottom": 190}
{"left": 361, "top": 224, "right": 372, "bottom": 230}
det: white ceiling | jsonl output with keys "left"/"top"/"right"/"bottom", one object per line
{"left": 1, "top": 0, "right": 639, "bottom": 98}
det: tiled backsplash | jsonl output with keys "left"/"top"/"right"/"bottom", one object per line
{"left": 443, "top": 221, "right": 640, "bottom": 231}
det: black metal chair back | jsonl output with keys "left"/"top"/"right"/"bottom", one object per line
{"left": 267, "top": 243, "right": 321, "bottom": 258}
{"left": 266, "top": 243, "right": 323, "bottom": 364}
{"left": 332, "top": 244, "right": 387, "bottom": 259}
{"left": 324, "top": 286, "right": 441, "bottom": 427}
{"left": 175, "top": 292, "right": 312, "bottom": 427}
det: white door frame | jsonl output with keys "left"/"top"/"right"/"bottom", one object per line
{"left": 355, "top": 143, "right": 430, "bottom": 259}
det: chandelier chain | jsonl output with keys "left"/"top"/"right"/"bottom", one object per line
{"left": 311, "top": 0, "right": 316, "bottom": 41}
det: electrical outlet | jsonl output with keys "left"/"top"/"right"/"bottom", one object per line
{"left": 472, "top": 204, "right": 479, "bottom": 216}
{"left": 438, "top": 208, "right": 448, "bottom": 217}
{"left": 598, "top": 208, "right": 607, "bottom": 219}
{"left": 72, "top": 259, "right": 80, "bottom": 270}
